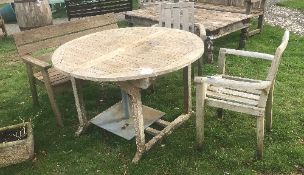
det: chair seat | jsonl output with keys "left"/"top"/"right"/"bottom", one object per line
{"left": 34, "top": 68, "right": 70, "bottom": 86}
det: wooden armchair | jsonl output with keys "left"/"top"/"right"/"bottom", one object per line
{"left": 155, "top": 2, "right": 206, "bottom": 76}
{"left": 0, "top": 15, "right": 7, "bottom": 36}
{"left": 195, "top": 31, "right": 289, "bottom": 159}
{"left": 13, "top": 14, "right": 118, "bottom": 127}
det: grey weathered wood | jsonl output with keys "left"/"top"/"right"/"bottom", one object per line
{"left": 158, "top": 2, "right": 204, "bottom": 77}
{"left": 13, "top": 13, "right": 118, "bottom": 127}
{"left": 195, "top": 31, "right": 289, "bottom": 159}
{"left": 145, "top": 127, "right": 161, "bottom": 136}
{"left": 14, "top": 0, "right": 53, "bottom": 30}
{"left": 41, "top": 69, "right": 64, "bottom": 127}
{"left": 256, "top": 115, "right": 264, "bottom": 159}
{"left": 195, "top": 82, "right": 207, "bottom": 149}
{"left": 184, "top": 66, "right": 192, "bottom": 113}
{"left": 265, "top": 84, "right": 273, "bottom": 131}
{"left": 71, "top": 77, "right": 88, "bottom": 136}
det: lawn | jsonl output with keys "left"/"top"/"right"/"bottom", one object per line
{"left": 0, "top": 22, "right": 304, "bottom": 174}
{"left": 277, "top": 0, "right": 304, "bottom": 10}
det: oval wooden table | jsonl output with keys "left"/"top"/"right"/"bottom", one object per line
{"left": 52, "top": 27, "right": 204, "bottom": 162}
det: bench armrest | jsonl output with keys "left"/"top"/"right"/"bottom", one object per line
{"left": 21, "top": 55, "right": 51, "bottom": 69}
{"left": 194, "top": 76, "right": 272, "bottom": 90}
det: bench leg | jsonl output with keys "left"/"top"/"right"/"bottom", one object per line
{"left": 239, "top": 27, "right": 249, "bottom": 49}
{"left": 249, "top": 15, "right": 264, "bottom": 37}
{"left": 217, "top": 108, "right": 224, "bottom": 119}
{"left": 205, "top": 37, "right": 214, "bottom": 64}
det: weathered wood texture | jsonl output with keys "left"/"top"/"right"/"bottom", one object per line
{"left": 52, "top": 27, "right": 204, "bottom": 82}
{"left": 65, "top": 0, "right": 132, "bottom": 20}
{"left": 126, "top": 0, "right": 266, "bottom": 62}
{"left": 13, "top": 14, "right": 118, "bottom": 127}
{"left": 195, "top": 31, "right": 289, "bottom": 159}
{"left": 52, "top": 26, "right": 204, "bottom": 162}
{"left": 14, "top": 0, "right": 53, "bottom": 30}
{"left": 0, "top": 16, "right": 7, "bottom": 36}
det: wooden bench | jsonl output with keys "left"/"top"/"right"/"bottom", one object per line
{"left": 65, "top": 0, "right": 133, "bottom": 20}
{"left": 0, "top": 15, "right": 7, "bottom": 36}
{"left": 13, "top": 14, "right": 118, "bottom": 127}
{"left": 125, "top": 0, "right": 266, "bottom": 63}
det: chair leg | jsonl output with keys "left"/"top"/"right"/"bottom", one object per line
{"left": 196, "top": 82, "right": 207, "bottom": 150}
{"left": 217, "top": 108, "right": 224, "bottom": 119}
{"left": 256, "top": 116, "right": 264, "bottom": 159}
{"left": 25, "top": 64, "right": 39, "bottom": 106}
{"left": 265, "top": 86, "right": 274, "bottom": 132}
{"left": 41, "top": 70, "right": 64, "bottom": 127}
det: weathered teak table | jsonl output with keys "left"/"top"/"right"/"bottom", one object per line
{"left": 125, "top": 4, "right": 259, "bottom": 62}
{"left": 52, "top": 27, "right": 204, "bottom": 162}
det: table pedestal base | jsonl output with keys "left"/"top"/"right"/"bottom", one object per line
{"left": 90, "top": 101, "right": 165, "bottom": 140}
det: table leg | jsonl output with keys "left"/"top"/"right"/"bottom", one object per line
{"left": 121, "top": 90, "right": 130, "bottom": 118}
{"left": 119, "top": 82, "right": 146, "bottom": 163}
{"left": 71, "top": 77, "right": 88, "bottom": 136}
{"left": 183, "top": 65, "right": 192, "bottom": 114}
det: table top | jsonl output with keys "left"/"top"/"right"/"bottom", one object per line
{"left": 52, "top": 27, "right": 204, "bottom": 82}
{"left": 125, "top": 4, "right": 256, "bottom": 32}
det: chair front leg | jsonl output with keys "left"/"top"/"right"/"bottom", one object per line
{"left": 41, "top": 69, "right": 64, "bottom": 127}
{"left": 256, "top": 115, "right": 264, "bottom": 159}
{"left": 265, "top": 85, "right": 274, "bottom": 131}
{"left": 25, "top": 63, "right": 39, "bottom": 106}
{"left": 196, "top": 82, "right": 208, "bottom": 150}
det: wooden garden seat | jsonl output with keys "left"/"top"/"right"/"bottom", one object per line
{"left": 195, "top": 31, "right": 289, "bottom": 159}
{"left": 13, "top": 14, "right": 118, "bottom": 127}
{"left": 65, "top": 0, "right": 133, "bottom": 20}
{"left": 126, "top": 0, "right": 267, "bottom": 63}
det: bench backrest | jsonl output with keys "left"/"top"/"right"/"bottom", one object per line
{"left": 65, "top": 0, "right": 132, "bottom": 20}
{"left": 13, "top": 13, "right": 118, "bottom": 56}
{"left": 197, "top": 0, "right": 262, "bottom": 9}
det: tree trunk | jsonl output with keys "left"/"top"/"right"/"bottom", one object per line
{"left": 14, "top": 0, "right": 53, "bottom": 31}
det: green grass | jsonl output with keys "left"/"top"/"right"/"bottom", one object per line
{"left": 277, "top": 0, "right": 304, "bottom": 10}
{"left": 0, "top": 24, "right": 304, "bottom": 174}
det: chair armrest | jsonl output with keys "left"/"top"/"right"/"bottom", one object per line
{"left": 21, "top": 55, "right": 51, "bottom": 69}
{"left": 194, "top": 23, "right": 207, "bottom": 41}
{"left": 222, "top": 48, "right": 274, "bottom": 61}
{"left": 194, "top": 76, "right": 272, "bottom": 90}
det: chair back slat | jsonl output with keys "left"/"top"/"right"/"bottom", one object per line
{"left": 13, "top": 13, "right": 118, "bottom": 56}
{"left": 159, "top": 2, "right": 194, "bottom": 32}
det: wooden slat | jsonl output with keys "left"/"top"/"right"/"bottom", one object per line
{"left": 17, "top": 24, "right": 117, "bottom": 55}
{"left": 14, "top": 13, "right": 117, "bottom": 46}
{"left": 155, "top": 119, "right": 170, "bottom": 128}
{"left": 207, "top": 90, "right": 259, "bottom": 106}
{"left": 208, "top": 86, "right": 260, "bottom": 100}
{"left": 145, "top": 127, "right": 161, "bottom": 136}
{"left": 34, "top": 68, "right": 70, "bottom": 86}
{"left": 206, "top": 98, "right": 264, "bottom": 116}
